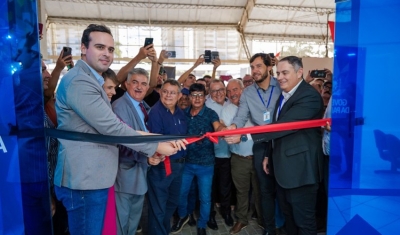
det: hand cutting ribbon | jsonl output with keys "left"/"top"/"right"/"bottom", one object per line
{"left": 185, "top": 118, "right": 331, "bottom": 144}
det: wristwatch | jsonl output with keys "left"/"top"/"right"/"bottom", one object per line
{"left": 241, "top": 134, "right": 248, "bottom": 142}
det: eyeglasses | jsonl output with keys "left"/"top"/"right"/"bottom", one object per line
{"left": 161, "top": 89, "right": 178, "bottom": 96}
{"left": 210, "top": 88, "right": 225, "bottom": 94}
{"left": 323, "top": 85, "right": 332, "bottom": 91}
{"left": 190, "top": 93, "right": 205, "bottom": 99}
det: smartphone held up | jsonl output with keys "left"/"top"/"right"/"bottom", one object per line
{"left": 63, "top": 47, "right": 72, "bottom": 70}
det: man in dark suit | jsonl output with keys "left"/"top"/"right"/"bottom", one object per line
{"left": 226, "top": 56, "right": 324, "bottom": 235}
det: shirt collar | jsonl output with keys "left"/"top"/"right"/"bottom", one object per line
{"left": 185, "top": 105, "right": 206, "bottom": 116}
{"left": 254, "top": 76, "right": 278, "bottom": 91}
{"left": 208, "top": 97, "right": 229, "bottom": 105}
{"left": 81, "top": 60, "right": 105, "bottom": 87}
{"left": 282, "top": 79, "right": 303, "bottom": 100}
{"left": 158, "top": 100, "right": 179, "bottom": 113}
{"left": 126, "top": 92, "right": 142, "bottom": 107}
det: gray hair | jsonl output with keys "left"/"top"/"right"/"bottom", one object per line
{"left": 278, "top": 56, "right": 303, "bottom": 72}
{"left": 227, "top": 79, "right": 244, "bottom": 89}
{"left": 127, "top": 68, "right": 149, "bottom": 82}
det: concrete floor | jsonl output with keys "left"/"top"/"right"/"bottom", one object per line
{"left": 137, "top": 200, "right": 326, "bottom": 235}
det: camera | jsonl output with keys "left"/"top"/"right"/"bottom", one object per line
{"left": 310, "top": 70, "right": 327, "bottom": 78}
{"left": 211, "top": 51, "right": 219, "bottom": 60}
{"left": 165, "top": 51, "right": 176, "bottom": 58}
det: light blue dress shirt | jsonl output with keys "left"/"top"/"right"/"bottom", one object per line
{"left": 205, "top": 97, "right": 231, "bottom": 158}
{"left": 80, "top": 60, "right": 105, "bottom": 87}
{"left": 126, "top": 93, "right": 148, "bottom": 132}
{"left": 221, "top": 103, "right": 254, "bottom": 157}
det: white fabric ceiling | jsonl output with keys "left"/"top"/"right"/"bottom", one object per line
{"left": 44, "top": 0, "right": 335, "bottom": 43}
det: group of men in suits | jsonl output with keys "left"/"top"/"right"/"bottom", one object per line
{"left": 51, "top": 22, "right": 326, "bottom": 235}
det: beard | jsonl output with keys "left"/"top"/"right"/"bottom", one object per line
{"left": 254, "top": 70, "right": 270, "bottom": 84}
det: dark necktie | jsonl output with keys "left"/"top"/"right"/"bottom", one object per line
{"left": 139, "top": 103, "right": 149, "bottom": 130}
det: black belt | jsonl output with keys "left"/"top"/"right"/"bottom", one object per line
{"left": 170, "top": 157, "right": 185, "bottom": 163}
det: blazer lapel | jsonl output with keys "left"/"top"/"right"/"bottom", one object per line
{"left": 76, "top": 60, "right": 111, "bottom": 107}
{"left": 123, "top": 94, "right": 147, "bottom": 131}
{"left": 274, "top": 80, "right": 307, "bottom": 121}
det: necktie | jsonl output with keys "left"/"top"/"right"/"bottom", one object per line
{"left": 139, "top": 103, "right": 149, "bottom": 130}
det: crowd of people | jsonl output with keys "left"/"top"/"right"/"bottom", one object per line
{"left": 41, "top": 24, "right": 332, "bottom": 235}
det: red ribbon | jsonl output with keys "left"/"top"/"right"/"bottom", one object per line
{"left": 187, "top": 118, "right": 331, "bottom": 144}
{"left": 163, "top": 118, "right": 330, "bottom": 176}
{"left": 164, "top": 156, "right": 171, "bottom": 176}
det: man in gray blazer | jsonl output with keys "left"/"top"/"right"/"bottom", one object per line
{"left": 54, "top": 24, "right": 184, "bottom": 235}
{"left": 112, "top": 68, "right": 159, "bottom": 235}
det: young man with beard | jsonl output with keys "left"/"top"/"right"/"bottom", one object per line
{"left": 226, "top": 53, "right": 282, "bottom": 235}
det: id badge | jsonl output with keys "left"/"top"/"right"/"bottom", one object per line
{"left": 263, "top": 111, "right": 271, "bottom": 123}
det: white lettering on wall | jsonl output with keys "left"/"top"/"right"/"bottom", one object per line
{"left": 0, "top": 136, "right": 7, "bottom": 153}
{"left": 332, "top": 99, "right": 350, "bottom": 114}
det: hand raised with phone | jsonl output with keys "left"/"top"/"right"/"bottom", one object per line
{"left": 56, "top": 47, "right": 74, "bottom": 71}
{"left": 194, "top": 55, "right": 205, "bottom": 67}
{"left": 137, "top": 44, "right": 154, "bottom": 60}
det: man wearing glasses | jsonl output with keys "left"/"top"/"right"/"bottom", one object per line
{"left": 205, "top": 80, "right": 234, "bottom": 229}
{"left": 146, "top": 80, "right": 188, "bottom": 235}
{"left": 242, "top": 74, "right": 254, "bottom": 88}
{"left": 321, "top": 81, "right": 332, "bottom": 110}
{"left": 172, "top": 83, "right": 225, "bottom": 235}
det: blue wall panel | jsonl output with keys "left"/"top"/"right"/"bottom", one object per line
{"left": 0, "top": 0, "right": 52, "bottom": 234}
{"left": 329, "top": 0, "right": 400, "bottom": 234}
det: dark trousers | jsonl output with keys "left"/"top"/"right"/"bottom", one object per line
{"left": 211, "top": 157, "right": 232, "bottom": 215}
{"left": 253, "top": 142, "right": 276, "bottom": 234}
{"left": 147, "top": 161, "right": 184, "bottom": 235}
{"left": 52, "top": 198, "right": 69, "bottom": 235}
{"left": 276, "top": 183, "right": 319, "bottom": 235}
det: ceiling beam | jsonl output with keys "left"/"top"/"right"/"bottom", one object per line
{"left": 237, "top": 0, "right": 256, "bottom": 60}
{"left": 238, "top": 0, "right": 256, "bottom": 30}
{"left": 47, "top": 0, "right": 243, "bottom": 10}
{"left": 47, "top": 16, "right": 237, "bottom": 29}
{"left": 245, "top": 33, "right": 331, "bottom": 42}
{"left": 254, "top": 4, "right": 335, "bottom": 14}
{"left": 248, "top": 19, "right": 326, "bottom": 28}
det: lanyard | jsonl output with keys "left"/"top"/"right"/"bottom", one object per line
{"left": 256, "top": 86, "right": 275, "bottom": 109}
{"left": 277, "top": 94, "right": 284, "bottom": 117}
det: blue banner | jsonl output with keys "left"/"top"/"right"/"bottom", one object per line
{"left": 0, "top": 0, "right": 52, "bottom": 234}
